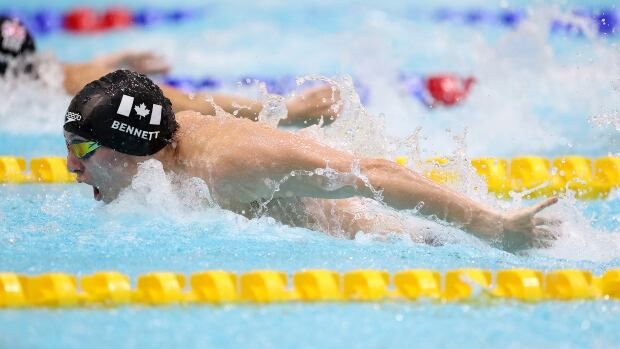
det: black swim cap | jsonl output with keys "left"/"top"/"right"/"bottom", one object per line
{"left": 0, "top": 16, "right": 36, "bottom": 75}
{"left": 64, "top": 70, "right": 178, "bottom": 156}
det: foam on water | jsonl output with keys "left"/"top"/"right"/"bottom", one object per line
{"left": 101, "top": 159, "right": 320, "bottom": 243}
{"left": 86, "top": 150, "right": 619, "bottom": 262}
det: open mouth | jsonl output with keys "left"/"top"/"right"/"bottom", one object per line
{"left": 93, "top": 186, "right": 102, "bottom": 201}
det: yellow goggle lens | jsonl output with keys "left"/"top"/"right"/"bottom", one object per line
{"left": 69, "top": 141, "right": 101, "bottom": 159}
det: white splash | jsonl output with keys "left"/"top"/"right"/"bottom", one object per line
{"left": 0, "top": 53, "right": 69, "bottom": 134}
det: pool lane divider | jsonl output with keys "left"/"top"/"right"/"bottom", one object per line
{"left": 0, "top": 269, "right": 619, "bottom": 307}
{"left": 2, "top": 155, "right": 620, "bottom": 200}
{"left": 0, "top": 156, "right": 75, "bottom": 184}
{"left": 2, "top": 6, "right": 616, "bottom": 36}
{"left": 1, "top": 6, "right": 205, "bottom": 35}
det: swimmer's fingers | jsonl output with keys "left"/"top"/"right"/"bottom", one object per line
{"left": 533, "top": 226, "right": 559, "bottom": 241}
{"left": 530, "top": 237, "right": 553, "bottom": 249}
{"left": 534, "top": 216, "right": 562, "bottom": 227}
{"left": 531, "top": 197, "right": 559, "bottom": 214}
{"left": 523, "top": 227, "right": 558, "bottom": 249}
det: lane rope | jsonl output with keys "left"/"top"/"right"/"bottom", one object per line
{"left": 1, "top": 6, "right": 615, "bottom": 36}
{"left": 1, "top": 268, "right": 618, "bottom": 307}
{"left": 0, "top": 6, "right": 205, "bottom": 35}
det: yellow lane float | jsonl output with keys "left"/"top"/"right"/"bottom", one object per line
{"left": 2, "top": 268, "right": 618, "bottom": 308}
{"left": 396, "top": 155, "right": 620, "bottom": 199}
{"left": 0, "top": 156, "right": 75, "bottom": 183}
{"left": 493, "top": 269, "right": 544, "bottom": 301}
{"left": 0, "top": 156, "right": 28, "bottom": 183}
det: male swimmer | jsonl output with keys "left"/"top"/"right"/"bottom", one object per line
{"left": 64, "top": 70, "right": 560, "bottom": 252}
{"left": 1, "top": 15, "right": 338, "bottom": 127}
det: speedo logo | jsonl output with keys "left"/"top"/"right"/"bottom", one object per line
{"left": 64, "top": 111, "right": 82, "bottom": 123}
{"left": 116, "top": 94, "right": 162, "bottom": 126}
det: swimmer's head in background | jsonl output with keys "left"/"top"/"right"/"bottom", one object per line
{"left": 0, "top": 16, "right": 36, "bottom": 75}
{"left": 64, "top": 69, "right": 178, "bottom": 156}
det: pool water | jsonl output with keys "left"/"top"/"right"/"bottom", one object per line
{"left": 1, "top": 1, "right": 620, "bottom": 348}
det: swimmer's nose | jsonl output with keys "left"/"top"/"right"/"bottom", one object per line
{"left": 66, "top": 151, "right": 84, "bottom": 174}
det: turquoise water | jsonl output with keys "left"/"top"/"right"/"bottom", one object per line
{"left": 1, "top": 184, "right": 619, "bottom": 348}
{"left": 2, "top": 1, "right": 620, "bottom": 348}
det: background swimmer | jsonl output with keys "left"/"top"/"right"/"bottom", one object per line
{"left": 64, "top": 70, "right": 561, "bottom": 252}
{"left": 1, "top": 15, "right": 339, "bottom": 128}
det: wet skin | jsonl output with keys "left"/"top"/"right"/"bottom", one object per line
{"left": 66, "top": 111, "right": 560, "bottom": 251}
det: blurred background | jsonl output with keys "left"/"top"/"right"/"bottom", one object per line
{"left": 2, "top": 0, "right": 620, "bottom": 158}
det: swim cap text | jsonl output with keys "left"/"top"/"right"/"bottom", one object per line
{"left": 111, "top": 120, "right": 160, "bottom": 140}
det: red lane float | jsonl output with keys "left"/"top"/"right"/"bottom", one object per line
{"left": 63, "top": 7, "right": 133, "bottom": 33}
{"left": 100, "top": 7, "right": 133, "bottom": 30}
{"left": 63, "top": 8, "right": 101, "bottom": 32}
{"left": 426, "top": 74, "right": 475, "bottom": 106}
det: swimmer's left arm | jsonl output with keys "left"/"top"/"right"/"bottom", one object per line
{"left": 227, "top": 126, "right": 559, "bottom": 250}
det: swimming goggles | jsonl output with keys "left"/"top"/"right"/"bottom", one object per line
{"left": 68, "top": 140, "right": 101, "bottom": 160}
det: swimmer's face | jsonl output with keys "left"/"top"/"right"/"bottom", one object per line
{"left": 64, "top": 132, "right": 140, "bottom": 203}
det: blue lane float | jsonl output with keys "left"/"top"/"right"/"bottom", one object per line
{"left": 31, "top": 9, "right": 63, "bottom": 35}
{"left": 429, "top": 7, "right": 616, "bottom": 35}
{"left": 597, "top": 9, "right": 617, "bottom": 35}
{"left": 133, "top": 8, "right": 166, "bottom": 26}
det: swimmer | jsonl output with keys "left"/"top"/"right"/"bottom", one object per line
{"left": 64, "top": 70, "right": 561, "bottom": 252}
{"left": 1, "top": 15, "right": 338, "bottom": 127}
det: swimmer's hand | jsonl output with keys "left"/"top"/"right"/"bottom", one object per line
{"left": 281, "top": 85, "right": 341, "bottom": 127}
{"left": 496, "top": 197, "right": 561, "bottom": 252}
{"left": 93, "top": 51, "right": 171, "bottom": 75}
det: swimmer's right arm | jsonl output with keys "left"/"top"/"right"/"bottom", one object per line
{"left": 62, "top": 63, "right": 110, "bottom": 95}
{"left": 63, "top": 51, "right": 339, "bottom": 125}
{"left": 63, "top": 64, "right": 338, "bottom": 126}
{"left": 160, "top": 85, "right": 263, "bottom": 121}
{"left": 162, "top": 85, "right": 339, "bottom": 126}
{"left": 62, "top": 51, "right": 171, "bottom": 95}
{"left": 61, "top": 62, "right": 266, "bottom": 120}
